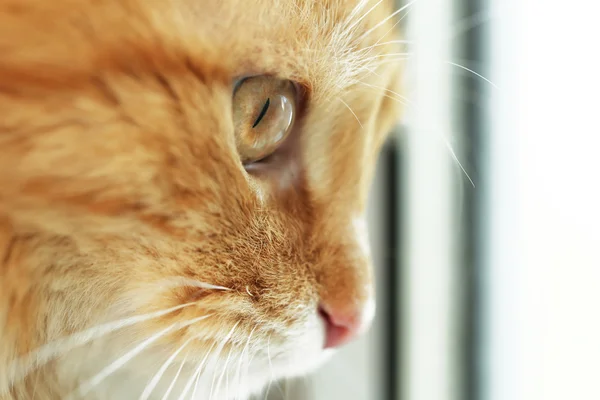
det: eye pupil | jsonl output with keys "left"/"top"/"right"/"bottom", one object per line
{"left": 232, "top": 76, "right": 297, "bottom": 164}
{"left": 252, "top": 98, "right": 271, "bottom": 128}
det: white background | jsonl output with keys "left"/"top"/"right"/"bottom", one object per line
{"left": 301, "top": 0, "right": 600, "bottom": 399}
{"left": 485, "top": 1, "right": 600, "bottom": 400}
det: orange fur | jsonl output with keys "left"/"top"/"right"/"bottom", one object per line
{"left": 0, "top": 0, "right": 403, "bottom": 398}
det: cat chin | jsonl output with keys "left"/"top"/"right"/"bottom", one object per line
{"left": 58, "top": 348, "right": 331, "bottom": 400}
{"left": 54, "top": 316, "right": 329, "bottom": 400}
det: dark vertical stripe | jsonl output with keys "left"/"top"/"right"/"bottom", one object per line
{"left": 382, "top": 136, "right": 402, "bottom": 400}
{"left": 455, "top": 0, "right": 489, "bottom": 399}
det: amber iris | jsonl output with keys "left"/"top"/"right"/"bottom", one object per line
{"left": 232, "top": 76, "right": 297, "bottom": 164}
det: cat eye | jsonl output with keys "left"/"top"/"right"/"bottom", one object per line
{"left": 232, "top": 76, "right": 297, "bottom": 164}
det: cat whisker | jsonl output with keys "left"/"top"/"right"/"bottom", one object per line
{"left": 240, "top": 347, "right": 256, "bottom": 400}
{"left": 365, "top": 80, "right": 412, "bottom": 102}
{"left": 9, "top": 302, "right": 197, "bottom": 386}
{"left": 344, "top": 0, "right": 372, "bottom": 27}
{"left": 361, "top": 5, "right": 412, "bottom": 62}
{"left": 363, "top": 82, "right": 412, "bottom": 107}
{"left": 70, "top": 314, "right": 213, "bottom": 399}
{"left": 234, "top": 325, "right": 256, "bottom": 399}
{"left": 362, "top": 53, "right": 413, "bottom": 69}
{"left": 358, "top": 39, "right": 413, "bottom": 54}
{"left": 178, "top": 349, "right": 204, "bottom": 400}
{"left": 357, "top": 82, "right": 475, "bottom": 186}
{"left": 441, "top": 135, "right": 476, "bottom": 188}
{"left": 139, "top": 336, "right": 195, "bottom": 400}
{"left": 70, "top": 325, "right": 178, "bottom": 400}
{"left": 232, "top": 352, "right": 245, "bottom": 399}
{"left": 192, "top": 341, "right": 219, "bottom": 400}
{"left": 161, "top": 351, "right": 189, "bottom": 400}
{"left": 189, "top": 353, "right": 204, "bottom": 400}
{"left": 447, "top": 61, "right": 499, "bottom": 89}
{"left": 365, "top": 52, "right": 413, "bottom": 59}
{"left": 343, "top": 0, "right": 384, "bottom": 35}
{"left": 381, "top": 91, "right": 410, "bottom": 107}
{"left": 356, "top": 0, "right": 418, "bottom": 44}
{"left": 155, "top": 277, "right": 232, "bottom": 292}
{"left": 214, "top": 341, "right": 236, "bottom": 400}
{"left": 208, "top": 321, "right": 240, "bottom": 400}
{"left": 263, "top": 334, "right": 276, "bottom": 400}
{"left": 339, "top": 98, "right": 364, "bottom": 129}
{"left": 275, "top": 380, "right": 286, "bottom": 399}
{"left": 225, "top": 356, "right": 231, "bottom": 400}
{"left": 378, "top": 6, "right": 411, "bottom": 40}
{"left": 175, "top": 340, "right": 215, "bottom": 400}
{"left": 369, "top": 58, "right": 411, "bottom": 69}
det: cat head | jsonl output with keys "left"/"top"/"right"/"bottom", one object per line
{"left": 0, "top": 0, "right": 404, "bottom": 398}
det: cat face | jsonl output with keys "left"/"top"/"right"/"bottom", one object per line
{"left": 0, "top": 0, "right": 403, "bottom": 398}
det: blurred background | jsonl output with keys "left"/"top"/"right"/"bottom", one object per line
{"left": 267, "top": 0, "right": 600, "bottom": 399}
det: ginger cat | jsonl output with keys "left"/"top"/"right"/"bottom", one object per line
{"left": 0, "top": 0, "right": 404, "bottom": 398}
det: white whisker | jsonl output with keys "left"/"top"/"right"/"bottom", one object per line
{"left": 139, "top": 337, "right": 194, "bottom": 400}
{"left": 189, "top": 361, "right": 202, "bottom": 399}
{"left": 447, "top": 61, "right": 499, "bottom": 89}
{"left": 263, "top": 334, "right": 278, "bottom": 400}
{"left": 381, "top": 92, "right": 409, "bottom": 106}
{"left": 184, "top": 340, "right": 216, "bottom": 400}
{"left": 71, "top": 314, "right": 212, "bottom": 399}
{"left": 339, "top": 98, "right": 364, "bottom": 128}
{"left": 155, "top": 277, "right": 232, "bottom": 292}
{"left": 362, "top": 5, "right": 413, "bottom": 61}
{"left": 208, "top": 321, "right": 240, "bottom": 400}
{"left": 344, "top": 0, "right": 384, "bottom": 34}
{"left": 370, "top": 58, "right": 411, "bottom": 68}
{"left": 178, "top": 355, "right": 203, "bottom": 400}
{"left": 161, "top": 352, "right": 189, "bottom": 400}
{"left": 193, "top": 342, "right": 218, "bottom": 400}
{"left": 359, "top": 39, "right": 413, "bottom": 53}
{"left": 344, "top": 0, "right": 373, "bottom": 27}
{"left": 359, "top": 81, "right": 413, "bottom": 105}
{"left": 442, "top": 136, "right": 476, "bottom": 187}
{"left": 214, "top": 343, "right": 235, "bottom": 399}
{"left": 365, "top": 60, "right": 410, "bottom": 74}
{"left": 358, "top": 83, "right": 474, "bottom": 186}
{"left": 234, "top": 326, "right": 256, "bottom": 399}
{"left": 9, "top": 302, "right": 197, "bottom": 385}
{"left": 225, "top": 358, "right": 231, "bottom": 400}
{"left": 363, "top": 53, "right": 412, "bottom": 68}
{"left": 367, "top": 52, "right": 413, "bottom": 59}
{"left": 357, "top": 0, "right": 418, "bottom": 43}
{"left": 377, "top": 10, "right": 410, "bottom": 43}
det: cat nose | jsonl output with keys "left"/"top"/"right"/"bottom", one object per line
{"left": 318, "top": 300, "right": 374, "bottom": 349}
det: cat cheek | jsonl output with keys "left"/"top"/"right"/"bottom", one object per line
{"left": 353, "top": 216, "right": 372, "bottom": 259}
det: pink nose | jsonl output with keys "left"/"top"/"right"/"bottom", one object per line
{"left": 319, "top": 304, "right": 367, "bottom": 349}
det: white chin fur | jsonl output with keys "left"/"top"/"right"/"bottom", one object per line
{"left": 57, "top": 315, "right": 328, "bottom": 400}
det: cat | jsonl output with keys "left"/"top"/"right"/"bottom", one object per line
{"left": 0, "top": 0, "right": 404, "bottom": 398}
